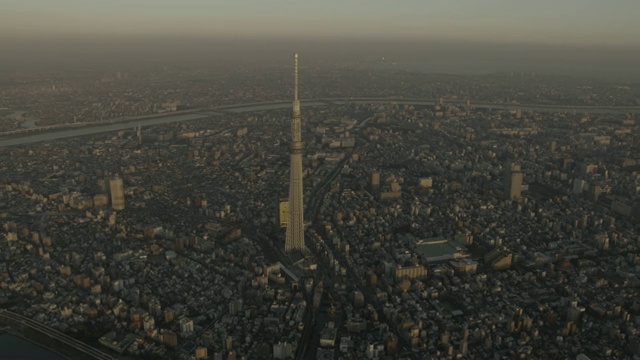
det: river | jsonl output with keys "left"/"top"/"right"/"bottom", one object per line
{"left": 0, "top": 333, "right": 64, "bottom": 360}
{"left": 1, "top": 98, "right": 638, "bottom": 147}
{"left": 0, "top": 113, "right": 214, "bottom": 147}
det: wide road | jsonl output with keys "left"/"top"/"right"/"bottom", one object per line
{"left": 1, "top": 97, "right": 638, "bottom": 147}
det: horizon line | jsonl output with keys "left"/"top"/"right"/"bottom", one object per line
{"left": 0, "top": 33, "right": 638, "bottom": 50}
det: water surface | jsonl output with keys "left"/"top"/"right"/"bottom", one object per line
{"left": 0, "top": 333, "right": 64, "bottom": 360}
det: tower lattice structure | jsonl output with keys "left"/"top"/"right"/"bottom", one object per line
{"left": 285, "top": 53, "right": 305, "bottom": 252}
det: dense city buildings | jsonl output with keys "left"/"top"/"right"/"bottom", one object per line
{"left": 1, "top": 59, "right": 640, "bottom": 359}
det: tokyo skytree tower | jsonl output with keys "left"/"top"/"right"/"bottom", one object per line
{"left": 285, "top": 53, "right": 305, "bottom": 252}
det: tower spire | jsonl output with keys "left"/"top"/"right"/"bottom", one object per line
{"left": 293, "top": 53, "right": 300, "bottom": 117}
{"left": 294, "top": 53, "right": 299, "bottom": 101}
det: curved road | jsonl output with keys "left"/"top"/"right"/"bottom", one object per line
{"left": 1, "top": 97, "right": 638, "bottom": 147}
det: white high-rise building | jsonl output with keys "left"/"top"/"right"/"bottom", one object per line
{"left": 504, "top": 163, "right": 523, "bottom": 200}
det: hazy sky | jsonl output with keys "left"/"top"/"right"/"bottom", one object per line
{"left": 2, "top": 0, "right": 639, "bottom": 46}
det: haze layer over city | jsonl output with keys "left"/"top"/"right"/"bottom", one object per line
{"left": 1, "top": 1, "right": 640, "bottom": 359}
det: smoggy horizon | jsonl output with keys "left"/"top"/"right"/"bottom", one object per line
{"left": 3, "top": 1, "right": 639, "bottom": 80}
{"left": 0, "top": 36, "right": 638, "bottom": 81}
{"left": 3, "top": 0, "right": 640, "bottom": 46}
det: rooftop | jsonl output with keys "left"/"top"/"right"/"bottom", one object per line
{"left": 416, "top": 237, "right": 467, "bottom": 262}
